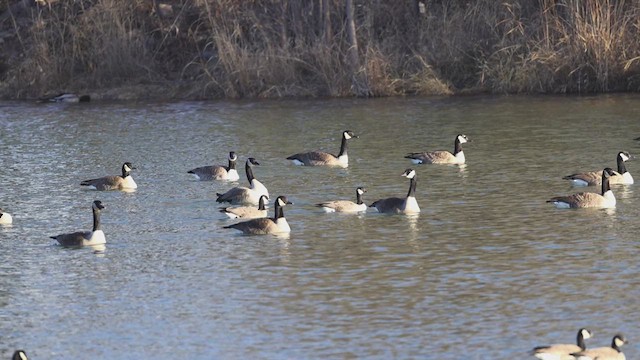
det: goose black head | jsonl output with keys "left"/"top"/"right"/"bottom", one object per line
{"left": 92, "top": 200, "right": 105, "bottom": 210}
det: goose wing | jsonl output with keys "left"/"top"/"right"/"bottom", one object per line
{"left": 216, "top": 186, "right": 251, "bottom": 204}
{"left": 562, "top": 170, "right": 601, "bottom": 186}
{"left": 571, "top": 346, "right": 623, "bottom": 360}
{"left": 531, "top": 343, "right": 582, "bottom": 357}
{"left": 188, "top": 165, "right": 228, "bottom": 180}
{"left": 224, "top": 218, "right": 278, "bottom": 234}
{"left": 548, "top": 192, "right": 605, "bottom": 208}
{"left": 80, "top": 176, "right": 123, "bottom": 190}
{"left": 287, "top": 151, "right": 337, "bottom": 165}
{"left": 50, "top": 231, "right": 92, "bottom": 246}
{"left": 316, "top": 200, "right": 362, "bottom": 212}
{"left": 220, "top": 206, "right": 267, "bottom": 219}
{"left": 370, "top": 197, "right": 405, "bottom": 213}
{"left": 405, "top": 150, "right": 455, "bottom": 164}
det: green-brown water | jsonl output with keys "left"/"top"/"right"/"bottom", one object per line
{"left": 1, "top": 95, "right": 639, "bottom": 359}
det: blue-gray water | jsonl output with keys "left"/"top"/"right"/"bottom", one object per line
{"left": 1, "top": 95, "right": 639, "bottom": 359}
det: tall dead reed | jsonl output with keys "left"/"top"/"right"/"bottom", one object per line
{"left": 2, "top": 0, "right": 640, "bottom": 99}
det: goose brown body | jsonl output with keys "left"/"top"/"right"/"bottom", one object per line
{"left": 571, "top": 334, "right": 626, "bottom": 360}
{"left": 287, "top": 130, "right": 357, "bottom": 168}
{"left": 188, "top": 151, "right": 239, "bottom": 181}
{"left": 405, "top": 134, "right": 469, "bottom": 165}
{"left": 563, "top": 151, "right": 633, "bottom": 186}
{"left": 316, "top": 187, "right": 367, "bottom": 213}
{"left": 370, "top": 169, "right": 420, "bottom": 214}
{"left": 224, "top": 196, "right": 292, "bottom": 235}
{"left": 50, "top": 200, "right": 106, "bottom": 247}
{"left": 530, "top": 328, "right": 592, "bottom": 360}
{"left": 220, "top": 195, "right": 269, "bottom": 219}
{"left": 549, "top": 168, "right": 617, "bottom": 208}
{"left": 80, "top": 162, "right": 137, "bottom": 191}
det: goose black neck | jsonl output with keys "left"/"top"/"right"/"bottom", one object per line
{"left": 406, "top": 177, "right": 417, "bottom": 198}
{"left": 611, "top": 338, "right": 622, "bottom": 352}
{"left": 121, "top": 166, "right": 130, "bottom": 178}
{"left": 617, "top": 155, "right": 627, "bottom": 174}
{"left": 601, "top": 173, "right": 611, "bottom": 195}
{"left": 92, "top": 207, "right": 102, "bottom": 231}
{"left": 273, "top": 202, "right": 285, "bottom": 220}
{"left": 453, "top": 138, "right": 463, "bottom": 155}
{"left": 577, "top": 332, "right": 586, "bottom": 350}
{"left": 356, "top": 191, "right": 364, "bottom": 205}
{"left": 228, "top": 159, "right": 236, "bottom": 170}
{"left": 245, "top": 161, "right": 255, "bottom": 184}
{"left": 258, "top": 197, "right": 266, "bottom": 210}
{"left": 338, "top": 135, "right": 349, "bottom": 157}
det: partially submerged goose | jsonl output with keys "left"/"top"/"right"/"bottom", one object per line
{"left": 81, "top": 162, "right": 137, "bottom": 191}
{"left": 405, "top": 134, "right": 470, "bottom": 165}
{"left": 50, "top": 200, "right": 106, "bottom": 247}
{"left": 188, "top": 151, "right": 240, "bottom": 181}
{"left": 42, "top": 93, "right": 91, "bottom": 103}
{"left": 548, "top": 168, "right": 616, "bottom": 209}
{"left": 370, "top": 169, "right": 420, "bottom": 214}
{"left": 0, "top": 207, "right": 13, "bottom": 225}
{"left": 216, "top": 158, "right": 269, "bottom": 205}
{"left": 563, "top": 151, "right": 633, "bottom": 186}
{"left": 220, "top": 195, "right": 269, "bottom": 219}
{"left": 530, "top": 328, "right": 593, "bottom": 360}
{"left": 571, "top": 334, "right": 627, "bottom": 360}
{"left": 286, "top": 130, "right": 358, "bottom": 168}
{"left": 316, "top": 187, "right": 367, "bottom": 213}
{"left": 12, "top": 350, "right": 28, "bottom": 360}
{"left": 224, "top": 195, "right": 292, "bottom": 235}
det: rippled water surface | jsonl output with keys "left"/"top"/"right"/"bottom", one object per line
{"left": 1, "top": 95, "right": 640, "bottom": 359}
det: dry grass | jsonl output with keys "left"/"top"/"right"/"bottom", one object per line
{"left": 2, "top": 0, "right": 640, "bottom": 99}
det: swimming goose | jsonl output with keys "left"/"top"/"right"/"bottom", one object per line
{"left": 12, "top": 350, "right": 28, "bottom": 360}
{"left": 571, "top": 334, "right": 626, "bottom": 360}
{"left": 43, "top": 93, "right": 91, "bottom": 103}
{"left": 220, "top": 195, "right": 269, "bottom": 219}
{"left": 216, "top": 158, "right": 269, "bottom": 205}
{"left": 548, "top": 168, "right": 616, "bottom": 209}
{"left": 286, "top": 130, "right": 358, "bottom": 168}
{"left": 316, "top": 187, "right": 367, "bottom": 213}
{"left": 50, "top": 200, "right": 106, "bottom": 247}
{"left": 223, "top": 195, "right": 292, "bottom": 235}
{"left": 530, "top": 328, "right": 593, "bottom": 360}
{"left": 563, "top": 151, "right": 633, "bottom": 186}
{"left": 80, "top": 162, "right": 137, "bottom": 191}
{"left": 405, "top": 134, "right": 470, "bottom": 165}
{"left": 188, "top": 151, "right": 240, "bottom": 181}
{"left": 0, "top": 207, "right": 13, "bottom": 225}
{"left": 370, "top": 169, "right": 420, "bottom": 214}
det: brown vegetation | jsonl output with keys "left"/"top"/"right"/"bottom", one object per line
{"left": 1, "top": 0, "right": 640, "bottom": 100}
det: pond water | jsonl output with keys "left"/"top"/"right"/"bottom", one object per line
{"left": 0, "top": 95, "right": 639, "bottom": 359}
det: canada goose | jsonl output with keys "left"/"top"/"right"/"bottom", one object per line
{"left": 50, "top": 200, "right": 106, "bottom": 247}
{"left": 286, "top": 130, "right": 358, "bottom": 168}
{"left": 188, "top": 151, "right": 240, "bottom": 181}
{"left": 220, "top": 195, "right": 269, "bottom": 219}
{"left": 563, "top": 151, "right": 633, "bottom": 186}
{"left": 42, "top": 93, "right": 91, "bottom": 103}
{"left": 530, "top": 328, "right": 593, "bottom": 360}
{"left": 548, "top": 168, "right": 616, "bottom": 209}
{"left": 571, "top": 334, "right": 627, "bottom": 360}
{"left": 316, "top": 187, "right": 367, "bottom": 213}
{"left": 216, "top": 158, "right": 269, "bottom": 205}
{"left": 12, "top": 350, "right": 28, "bottom": 360}
{"left": 405, "top": 134, "right": 470, "bottom": 165}
{"left": 223, "top": 195, "right": 292, "bottom": 235}
{"left": 80, "top": 162, "right": 137, "bottom": 191}
{"left": 370, "top": 169, "right": 420, "bottom": 214}
{"left": 0, "top": 207, "right": 13, "bottom": 225}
